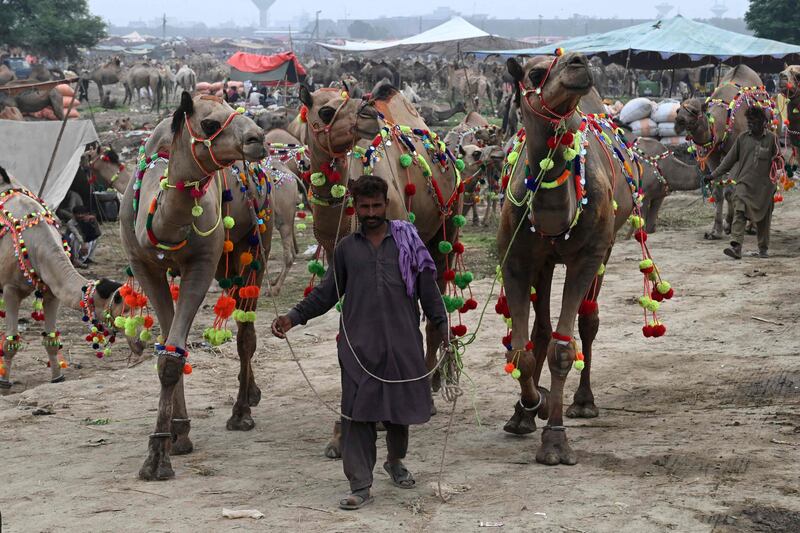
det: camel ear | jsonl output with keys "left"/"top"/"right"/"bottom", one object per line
{"left": 201, "top": 119, "right": 221, "bottom": 136}
{"left": 472, "top": 149, "right": 483, "bottom": 161}
{"left": 458, "top": 145, "right": 465, "bottom": 157}
{"left": 506, "top": 58, "right": 524, "bottom": 83}
{"left": 299, "top": 85, "right": 313, "bottom": 109}
{"left": 342, "top": 79, "right": 350, "bottom": 95}
{"left": 172, "top": 91, "right": 194, "bottom": 134}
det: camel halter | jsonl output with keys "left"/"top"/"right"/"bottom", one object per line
{"left": 184, "top": 111, "right": 238, "bottom": 176}
{"left": 307, "top": 91, "right": 360, "bottom": 159}
{"left": 518, "top": 53, "right": 579, "bottom": 125}
{"left": 87, "top": 148, "right": 125, "bottom": 185}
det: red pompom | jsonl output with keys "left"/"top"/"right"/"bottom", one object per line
{"left": 578, "top": 299, "right": 598, "bottom": 316}
{"left": 651, "top": 290, "right": 664, "bottom": 302}
{"left": 708, "top": 196, "right": 716, "bottom": 203}
{"left": 458, "top": 182, "right": 465, "bottom": 194}
{"left": 653, "top": 323, "right": 667, "bottom": 337}
{"left": 552, "top": 331, "right": 571, "bottom": 342}
{"left": 183, "top": 363, "right": 193, "bottom": 375}
{"left": 560, "top": 131, "right": 574, "bottom": 146}
{"left": 530, "top": 292, "right": 537, "bottom": 303}
{"left": 525, "top": 341, "right": 534, "bottom": 351}
{"left": 170, "top": 285, "right": 180, "bottom": 301}
{"left": 465, "top": 298, "right": 478, "bottom": 310}
{"left": 451, "top": 324, "right": 467, "bottom": 337}
{"left": 501, "top": 175, "right": 510, "bottom": 191}
{"left": 303, "top": 285, "right": 314, "bottom": 297}
{"left": 143, "top": 315, "right": 154, "bottom": 328}
{"left": 642, "top": 325, "right": 653, "bottom": 337}
{"left": 501, "top": 334, "right": 512, "bottom": 346}
{"left": 443, "top": 269, "right": 456, "bottom": 281}
{"left": 453, "top": 242, "right": 465, "bottom": 254}
{"left": 640, "top": 265, "right": 654, "bottom": 274}
{"left": 504, "top": 362, "right": 515, "bottom": 374}
{"left": 663, "top": 288, "right": 674, "bottom": 300}
{"left": 297, "top": 211, "right": 307, "bottom": 219}
{"left": 345, "top": 206, "right": 355, "bottom": 216}
{"left": 405, "top": 183, "right": 416, "bottom": 196}
{"left": 546, "top": 137, "right": 558, "bottom": 150}
{"left": 299, "top": 105, "right": 308, "bottom": 122}
{"left": 634, "top": 229, "right": 648, "bottom": 243}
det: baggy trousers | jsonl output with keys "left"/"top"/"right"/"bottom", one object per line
{"left": 730, "top": 201, "right": 772, "bottom": 251}
{"left": 340, "top": 417, "right": 408, "bottom": 492}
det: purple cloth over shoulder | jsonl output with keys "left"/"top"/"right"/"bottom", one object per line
{"left": 390, "top": 220, "right": 436, "bottom": 298}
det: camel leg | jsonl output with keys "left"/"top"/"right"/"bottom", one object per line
{"left": 227, "top": 319, "right": 257, "bottom": 431}
{"left": 644, "top": 197, "right": 665, "bottom": 234}
{"left": 567, "top": 256, "right": 609, "bottom": 419}
{"left": 705, "top": 186, "right": 724, "bottom": 239}
{"left": 501, "top": 253, "right": 542, "bottom": 435}
{"left": 530, "top": 263, "right": 554, "bottom": 388}
{"left": 170, "top": 375, "right": 193, "bottom": 455}
{"left": 0, "top": 288, "right": 21, "bottom": 390}
{"left": 537, "top": 255, "right": 604, "bottom": 466}
{"left": 269, "top": 222, "right": 294, "bottom": 296}
{"left": 139, "top": 264, "right": 209, "bottom": 481}
{"left": 129, "top": 261, "right": 175, "bottom": 360}
{"left": 41, "top": 292, "right": 65, "bottom": 383}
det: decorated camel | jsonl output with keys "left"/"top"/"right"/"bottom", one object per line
{"left": 299, "top": 84, "right": 469, "bottom": 457}
{"left": 443, "top": 111, "right": 502, "bottom": 153}
{"left": 415, "top": 101, "right": 467, "bottom": 127}
{"left": 674, "top": 65, "right": 770, "bottom": 240}
{"left": 459, "top": 143, "right": 505, "bottom": 226}
{"left": 119, "top": 93, "right": 268, "bottom": 480}
{"left": 630, "top": 139, "right": 706, "bottom": 233}
{"left": 497, "top": 52, "right": 672, "bottom": 465}
{"left": 0, "top": 167, "right": 123, "bottom": 390}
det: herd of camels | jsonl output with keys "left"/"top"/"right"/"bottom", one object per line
{"left": 0, "top": 50, "right": 796, "bottom": 479}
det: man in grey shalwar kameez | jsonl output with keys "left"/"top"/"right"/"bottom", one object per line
{"left": 707, "top": 105, "right": 778, "bottom": 259}
{"left": 272, "top": 175, "right": 449, "bottom": 510}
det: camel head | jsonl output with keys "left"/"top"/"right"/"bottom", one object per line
{"left": 674, "top": 97, "right": 710, "bottom": 141}
{"left": 458, "top": 143, "right": 506, "bottom": 177}
{"left": 507, "top": 52, "right": 592, "bottom": 125}
{"left": 84, "top": 145, "right": 125, "bottom": 187}
{"left": 779, "top": 65, "right": 800, "bottom": 99}
{"left": 299, "top": 85, "right": 379, "bottom": 160}
{"left": 171, "top": 91, "right": 266, "bottom": 169}
{"left": 474, "top": 125, "right": 501, "bottom": 146}
{"left": 90, "top": 278, "right": 125, "bottom": 327}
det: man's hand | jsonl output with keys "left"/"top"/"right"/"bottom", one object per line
{"left": 271, "top": 315, "right": 293, "bottom": 339}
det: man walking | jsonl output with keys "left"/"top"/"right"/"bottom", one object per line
{"left": 272, "top": 175, "right": 449, "bottom": 510}
{"left": 707, "top": 105, "right": 778, "bottom": 259}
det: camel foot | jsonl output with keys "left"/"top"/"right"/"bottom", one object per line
{"left": 324, "top": 420, "right": 342, "bottom": 459}
{"left": 139, "top": 437, "right": 175, "bottom": 481}
{"left": 50, "top": 374, "right": 65, "bottom": 384}
{"left": 248, "top": 383, "right": 262, "bottom": 407}
{"left": 431, "top": 369, "right": 441, "bottom": 393}
{"left": 566, "top": 402, "right": 599, "bottom": 419}
{"left": 226, "top": 411, "right": 255, "bottom": 431}
{"left": 171, "top": 434, "right": 194, "bottom": 455}
{"left": 704, "top": 231, "right": 722, "bottom": 240}
{"left": 503, "top": 400, "right": 537, "bottom": 435}
{"left": 536, "top": 428, "right": 577, "bottom": 466}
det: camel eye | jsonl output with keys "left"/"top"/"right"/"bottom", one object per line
{"left": 319, "top": 106, "right": 335, "bottom": 124}
{"left": 528, "top": 69, "right": 546, "bottom": 87}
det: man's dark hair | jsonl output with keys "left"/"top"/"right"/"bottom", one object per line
{"left": 745, "top": 105, "right": 767, "bottom": 123}
{"left": 350, "top": 175, "right": 388, "bottom": 201}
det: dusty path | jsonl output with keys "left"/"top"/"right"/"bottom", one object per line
{"left": 1, "top": 193, "right": 799, "bottom": 532}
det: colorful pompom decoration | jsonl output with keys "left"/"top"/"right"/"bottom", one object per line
{"left": 438, "top": 241, "right": 453, "bottom": 254}
{"left": 399, "top": 154, "right": 413, "bottom": 168}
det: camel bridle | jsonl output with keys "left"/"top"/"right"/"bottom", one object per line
{"left": 307, "top": 92, "right": 361, "bottom": 159}
{"left": 184, "top": 111, "right": 238, "bottom": 176}
{"left": 87, "top": 148, "right": 125, "bottom": 185}
{"left": 518, "top": 55, "right": 579, "bottom": 126}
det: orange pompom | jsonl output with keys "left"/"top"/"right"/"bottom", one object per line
{"left": 0, "top": 367, "right": 6, "bottom": 377}
{"left": 124, "top": 295, "right": 137, "bottom": 307}
{"left": 136, "top": 295, "right": 148, "bottom": 307}
{"left": 223, "top": 240, "right": 234, "bottom": 252}
{"left": 504, "top": 362, "right": 515, "bottom": 374}
{"left": 183, "top": 363, "right": 193, "bottom": 375}
{"left": 240, "top": 252, "right": 253, "bottom": 266}
{"left": 120, "top": 285, "right": 133, "bottom": 297}
{"left": 143, "top": 315, "right": 154, "bottom": 328}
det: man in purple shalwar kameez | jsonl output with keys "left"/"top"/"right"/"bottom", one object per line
{"left": 272, "top": 175, "right": 449, "bottom": 510}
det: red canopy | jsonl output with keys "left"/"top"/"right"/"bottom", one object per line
{"left": 226, "top": 51, "right": 306, "bottom": 76}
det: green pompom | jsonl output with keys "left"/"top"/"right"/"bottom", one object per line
{"left": 639, "top": 259, "right": 653, "bottom": 270}
{"left": 648, "top": 271, "right": 658, "bottom": 282}
{"left": 452, "top": 214, "right": 467, "bottom": 228}
{"left": 399, "top": 154, "right": 413, "bottom": 168}
{"left": 124, "top": 326, "right": 137, "bottom": 337}
{"left": 612, "top": 200, "right": 619, "bottom": 211}
{"left": 219, "top": 278, "right": 233, "bottom": 289}
{"left": 250, "top": 260, "right": 262, "bottom": 271}
{"left": 134, "top": 316, "right": 145, "bottom": 326}
{"left": 539, "top": 158, "right": 555, "bottom": 171}
{"left": 223, "top": 216, "right": 235, "bottom": 229}
{"left": 331, "top": 184, "right": 346, "bottom": 198}
{"left": 297, "top": 223, "right": 307, "bottom": 231}
{"left": 657, "top": 281, "right": 671, "bottom": 294}
{"left": 191, "top": 205, "right": 203, "bottom": 217}
{"left": 507, "top": 151, "right": 519, "bottom": 165}
{"left": 114, "top": 316, "right": 126, "bottom": 328}
{"left": 125, "top": 266, "right": 134, "bottom": 277}
{"left": 455, "top": 158, "right": 466, "bottom": 171}
{"left": 408, "top": 212, "right": 416, "bottom": 223}
{"left": 308, "top": 260, "right": 325, "bottom": 276}
{"left": 33, "top": 301, "right": 43, "bottom": 311}
{"left": 232, "top": 276, "right": 244, "bottom": 287}
{"left": 438, "top": 241, "right": 453, "bottom": 254}
{"left": 511, "top": 368, "right": 521, "bottom": 379}
{"left": 563, "top": 148, "right": 578, "bottom": 161}
{"left": 573, "top": 359, "right": 585, "bottom": 371}
{"left": 159, "top": 178, "right": 169, "bottom": 190}
{"left": 140, "top": 330, "right": 152, "bottom": 342}
{"left": 310, "top": 172, "right": 326, "bottom": 186}
{"left": 628, "top": 215, "right": 644, "bottom": 229}
{"left": 245, "top": 311, "right": 257, "bottom": 322}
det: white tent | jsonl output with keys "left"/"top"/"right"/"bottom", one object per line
{"left": 317, "top": 17, "right": 528, "bottom": 56}
{"left": 121, "top": 31, "right": 147, "bottom": 43}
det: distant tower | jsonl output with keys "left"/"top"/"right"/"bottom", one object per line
{"left": 711, "top": 0, "right": 728, "bottom": 18}
{"left": 655, "top": 3, "right": 673, "bottom": 18}
{"left": 251, "top": 0, "right": 276, "bottom": 28}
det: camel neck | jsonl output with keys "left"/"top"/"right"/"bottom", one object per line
{"left": 31, "top": 237, "right": 90, "bottom": 310}
{"left": 659, "top": 155, "right": 703, "bottom": 191}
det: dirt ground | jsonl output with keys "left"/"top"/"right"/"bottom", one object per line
{"left": 2, "top": 157, "right": 800, "bottom": 531}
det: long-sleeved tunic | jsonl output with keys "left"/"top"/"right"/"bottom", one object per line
{"left": 710, "top": 130, "right": 777, "bottom": 222}
{"left": 287, "top": 225, "right": 448, "bottom": 425}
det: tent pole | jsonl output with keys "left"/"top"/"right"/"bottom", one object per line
{"left": 623, "top": 49, "right": 632, "bottom": 97}
{"left": 716, "top": 60, "right": 722, "bottom": 88}
{"left": 39, "top": 78, "right": 80, "bottom": 198}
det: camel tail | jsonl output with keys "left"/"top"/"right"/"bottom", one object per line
{"left": 0, "top": 166, "right": 9, "bottom": 184}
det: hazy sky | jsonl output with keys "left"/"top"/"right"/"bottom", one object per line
{"left": 88, "top": 0, "right": 750, "bottom": 26}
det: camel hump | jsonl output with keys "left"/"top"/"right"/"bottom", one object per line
{"left": 723, "top": 64, "right": 762, "bottom": 86}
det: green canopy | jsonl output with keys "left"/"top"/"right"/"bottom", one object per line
{"left": 474, "top": 16, "right": 800, "bottom": 72}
